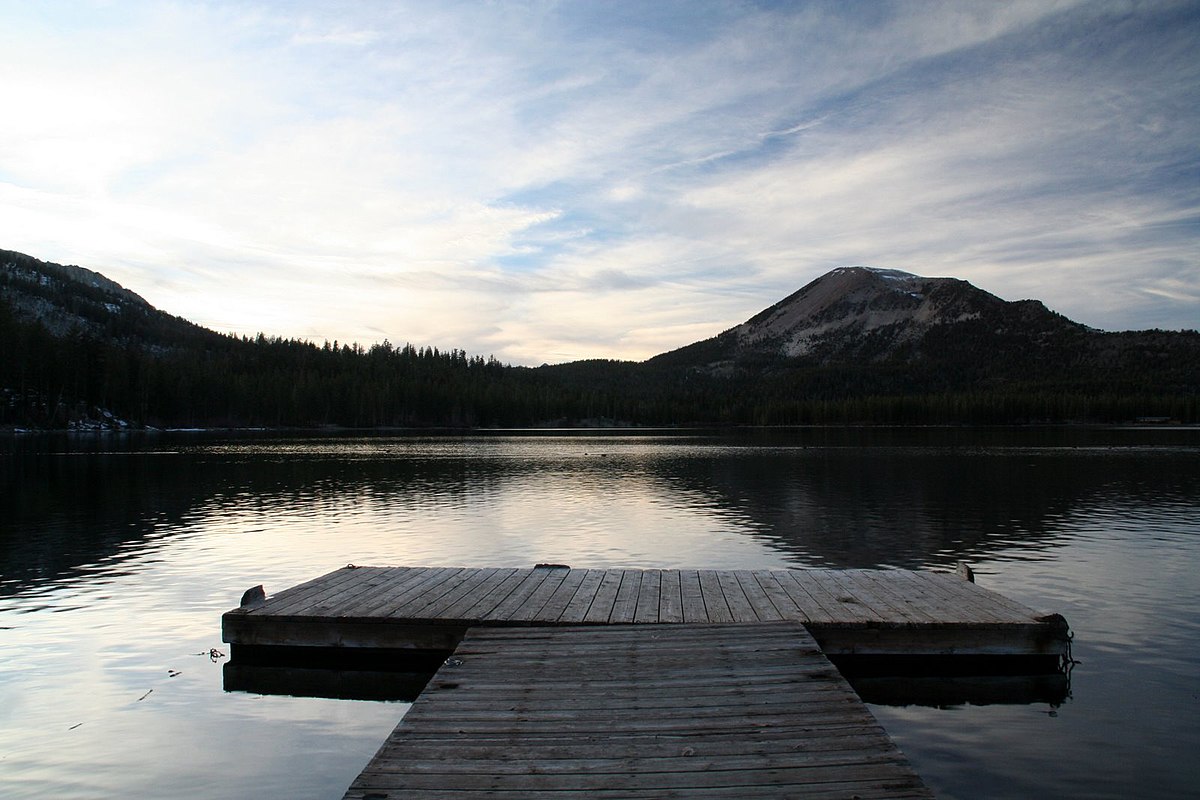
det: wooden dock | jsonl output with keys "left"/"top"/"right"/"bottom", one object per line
{"left": 344, "top": 623, "right": 933, "bottom": 799}
{"left": 223, "top": 565, "right": 1070, "bottom": 660}
{"left": 222, "top": 566, "right": 1069, "bottom": 798}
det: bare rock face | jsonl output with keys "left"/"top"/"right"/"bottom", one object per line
{"left": 1, "top": 249, "right": 152, "bottom": 337}
{"left": 739, "top": 268, "right": 964, "bottom": 357}
{"left": 734, "top": 266, "right": 1013, "bottom": 360}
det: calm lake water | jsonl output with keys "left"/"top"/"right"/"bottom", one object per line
{"left": 2, "top": 428, "right": 1198, "bottom": 799}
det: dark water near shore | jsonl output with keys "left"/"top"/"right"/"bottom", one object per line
{"left": 2, "top": 428, "right": 1199, "bottom": 798}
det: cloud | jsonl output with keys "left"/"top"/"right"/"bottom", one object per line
{"left": 0, "top": 0, "right": 1196, "bottom": 363}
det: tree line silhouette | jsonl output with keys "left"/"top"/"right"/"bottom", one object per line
{"left": 2, "top": 246, "right": 1196, "bottom": 429}
{"left": 3, "top": 302, "right": 1196, "bottom": 429}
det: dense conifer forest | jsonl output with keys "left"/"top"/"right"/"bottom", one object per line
{"left": 4, "top": 303, "right": 1197, "bottom": 429}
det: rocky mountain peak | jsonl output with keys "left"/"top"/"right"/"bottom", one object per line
{"left": 646, "top": 265, "right": 1093, "bottom": 374}
{"left": 735, "top": 266, "right": 1001, "bottom": 359}
{"left": 0, "top": 248, "right": 203, "bottom": 346}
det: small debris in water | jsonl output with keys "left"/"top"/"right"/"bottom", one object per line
{"left": 68, "top": 722, "right": 83, "bottom": 731}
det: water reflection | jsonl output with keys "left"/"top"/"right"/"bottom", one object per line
{"left": 4, "top": 430, "right": 1199, "bottom": 595}
{"left": 848, "top": 673, "right": 1071, "bottom": 708}
{"left": 221, "top": 641, "right": 1075, "bottom": 709}
{"left": 2, "top": 428, "right": 1199, "bottom": 800}
{"left": 646, "top": 444, "right": 1200, "bottom": 568}
{"left": 222, "top": 663, "right": 430, "bottom": 701}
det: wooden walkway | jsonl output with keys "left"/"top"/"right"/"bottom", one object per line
{"left": 223, "top": 566, "right": 1069, "bottom": 797}
{"left": 343, "top": 623, "right": 933, "bottom": 799}
{"left": 223, "top": 565, "right": 1070, "bottom": 659}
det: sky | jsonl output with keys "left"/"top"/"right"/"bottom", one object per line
{"left": 1, "top": 0, "right": 1197, "bottom": 365}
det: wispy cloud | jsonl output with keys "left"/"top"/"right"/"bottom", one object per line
{"left": 0, "top": 0, "right": 1196, "bottom": 363}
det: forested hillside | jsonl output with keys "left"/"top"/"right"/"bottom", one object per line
{"left": 3, "top": 250, "right": 1198, "bottom": 429}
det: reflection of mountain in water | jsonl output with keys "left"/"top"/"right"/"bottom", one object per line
{"left": 643, "top": 441, "right": 1200, "bottom": 569}
{"left": 4, "top": 431, "right": 1198, "bottom": 593}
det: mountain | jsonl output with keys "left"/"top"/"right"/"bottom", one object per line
{"left": 0, "top": 248, "right": 215, "bottom": 346}
{"left": 646, "top": 266, "right": 1199, "bottom": 398}
{"left": 0, "top": 249, "right": 525, "bottom": 430}
{"left": 2, "top": 249, "right": 1198, "bottom": 428}
{"left": 652, "top": 266, "right": 1084, "bottom": 369}
{"left": 740, "top": 267, "right": 1081, "bottom": 360}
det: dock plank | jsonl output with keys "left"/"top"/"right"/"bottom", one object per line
{"left": 749, "top": 570, "right": 809, "bottom": 622}
{"left": 850, "top": 570, "right": 941, "bottom": 624}
{"left": 582, "top": 569, "right": 624, "bottom": 623}
{"left": 284, "top": 566, "right": 401, "bottom": 618}
{"left": 247, "top": 564, "right": 369, "bottom": 613}
{"left": 251, "top": 565, "right": 378, "bottom": 617}
{"left": 716, "top": 570, "right": 759, "bottom": 622}
{"left": 658, "top": 569, "right": 684, "bottom": 623}
{"left": 633, "top": 569, "right": 662, "bottom": 623}
{"left": 558, "top": 569, "right": 607, "bottom": 623}
{"left": 508, "top": 567, "right": 571, "bottom": 622}
{"left": 892, "top": 570, "right": 1019, "bottom": 623}
{"left": 383, "top": 568, "right": 469, "bottom": 619}
{"left": 338, "top": 567, "right": 444, "bottom": 618}
{"left": 411, "top": 567, "right": 504, "bottom": 620}
{"left": 439, "top": 567, "right": 521, "bottom": 620}
{"left": 459, "top": 568, "right": 531, "bottom": 620}
{"left": 679, "top": 569, "right": 708, "bottom": 623}
{"left": 698, "top": 570, "right": 734, "bottom": 623}
{"left": 608, "top": 569, "right": 642, "bottom": 624}
{"left": 822, "top": 570, "right": 906, "bottom": 624}
{"left": 733, "top": 571, "right": 784, "bottom": 622}
{"left": 323, "top": 567, "right": 433, "bottom": 617}
{"left": 772, "top": 569, "right": 840, "bottom": 624}
{"left": 479, "top": 569, "right": 556, "bottom": 622}
{"left": 530, "top": 567, "right": 589, "bottom": 622}
{"left": 793, "top": 569, "right": 877, "bottom": 624}
{"left": 924, "top": 571, "right": 1044, "bottom": 619}
{"left": 343, "top": 624, "right": 932, "bottom": 800}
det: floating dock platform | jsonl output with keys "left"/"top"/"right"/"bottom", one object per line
{"left": 223, "top": 565, "right": 1070, "bottom": 661}
{"left": 222, "top": 566, "right": 1069, "bottom": 798}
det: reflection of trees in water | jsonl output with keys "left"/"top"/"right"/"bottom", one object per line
{"left": 5, "top": 448, "right": 196, "bottom": 595}
{"left": 644, "top": 448, "right": 1200, "bottom": 569}
{"left": 1, "top": 439, "right": 515, "bottom": 595}
{"left": 4, "top": 432, "right": 1198, "bottom": 593}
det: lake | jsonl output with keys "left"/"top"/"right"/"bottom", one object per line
{"left": 2, "top": 427, "right": 1198, "bottom": 798}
